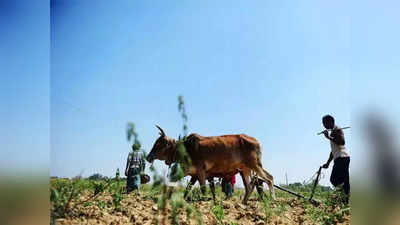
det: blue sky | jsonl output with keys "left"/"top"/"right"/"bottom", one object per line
{"left": 1, "top": 0, "right": 399, "bottom": 187}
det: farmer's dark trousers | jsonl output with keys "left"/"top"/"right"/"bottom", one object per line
{"left": 330, "top": 157, "right": 350, "bottom": 198}
{"left": 127, "top": 167, "right": 141, "bottom": 193}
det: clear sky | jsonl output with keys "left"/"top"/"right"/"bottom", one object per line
{"left": 2, "top": 0, "right": 398, "bottom": 187}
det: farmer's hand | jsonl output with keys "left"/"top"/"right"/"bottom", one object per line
{"left": 322, "top": 130, "right": 330, "bottom": 138}
{"left": 322, "top": 163, "right": 329, "bottom": 169}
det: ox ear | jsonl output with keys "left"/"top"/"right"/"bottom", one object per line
{"left": 155, "top": 125, "right": 166, "bottom": 137}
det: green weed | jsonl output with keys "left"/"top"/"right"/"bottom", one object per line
{"left": 212, "top": 204, "right": 224, "bottom": 224}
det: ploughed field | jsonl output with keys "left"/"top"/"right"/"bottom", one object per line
{"left": 51, "top": 178, "right": 350, "bottom": 225}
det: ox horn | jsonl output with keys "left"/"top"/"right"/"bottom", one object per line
{"left": 155, "top": 125, "right": 166, "bottom": 137}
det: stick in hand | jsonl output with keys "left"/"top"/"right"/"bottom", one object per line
{"left": 317, "top": 126, "right": 350, "bottom": 135}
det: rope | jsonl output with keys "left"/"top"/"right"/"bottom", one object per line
{"left": 304, "top": 168, "right": 325, "bottom": 185}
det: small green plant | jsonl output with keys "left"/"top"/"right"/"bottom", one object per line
{"left": 93, "top": 181, "right": 106, "bottom": 196}
{"left": 186, "top": 186, "right": 203, "bottom": 202}
{"left": 169, "top": 163, "right": 185, "bottom": 183}
{"left": 50, "top": 178, "right": 84, "bottom": 218}
{"left": 110, "top": 180, "right": 124, "bottom": 212}
{"left": 171, "top": 193, "right": 185, "bottom": 225}
{"left": 212, "top": 204, "right": 224, "bottom": 224}
{"left": 126, "top": 122, "right": 141, "bottom": 150}
{"left": 325, "top": 188, "right": 347, "bottom": 208}
{"left": 83, "top": 201, "right": 93, "bottom": 207}
{"left": 303, "top": 199, "right": 324, "bottom": 222}
{"left": 322, "top": 189, "right": 349, "bottom": 223}
{"left": 274, "top": 203, "right": 287, "bottom": 216}
{"left": 146, "top": 95, "right": 197, "bottom": 225}
{"left": 96, "top": 200, "right": 106, "bottom": 209}
{"left": 261, "top": 194, "right": 272, "bottom": 222}
{"left": 186, "top": 204, "right": 193, "bottom": 221}
{"left": 178, "top": 95, "right": 188, "bottom": 136}
{"left": 196, "top": 208, "right": 203, "bottom": 225}
{"left": 111, "top": 191, "right": 123, "bottom": 211}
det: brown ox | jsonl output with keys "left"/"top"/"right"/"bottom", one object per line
{"left": 146, "top": 125, "right": 275, "bottom": 204}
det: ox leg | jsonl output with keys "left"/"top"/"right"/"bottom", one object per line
{"left": 208, "top": 178, "right": 216, "bottom": 203}
{"left": 184, "top": 176, "right": 197, "bottom": 200}
{"left": 254, "top": 163, "right": 276, "bottom": 200}
{"left": 198, "top": 170, "right": 207, "bottom": 197}
{"left": 247, "top": 171, "right": 257, "bottom": 197}
{"left": 240, "top": 169, "right": 252, "bottom": 205}
{"left": 239, "top": 171, "right": 247, "bottom": 191}
{"left": 248, "top": 176, "right": 257, "bottom": 198}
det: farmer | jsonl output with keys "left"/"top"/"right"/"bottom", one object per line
{"left": 116, "top": 168, "right": 120, "bottom": 181}
{"left": 231, "top": 175, "right": 236, "bottom": 192}
{"left": 221, "top": 175, "right": 236, "bottom": 198}
{"left": 321, "top": 115, "right": 350, "bottom": 204}
{"left": 125, "top": 144, "right": 145, "bottom": 193}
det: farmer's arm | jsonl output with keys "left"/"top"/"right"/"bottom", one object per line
{"left": 323, "top": 129, "right": 345, "bottom": 145}
{"left": 140, "top": 153, "right": 145, "bottom": 172}
{"left": 125, "top": 155, "right": 130, "bottom": 176}
{"left": 323, "top": 152, "right": 334, "bottom": 168}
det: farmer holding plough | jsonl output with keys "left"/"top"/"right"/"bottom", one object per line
{"left": 321, "top": 115, "right": 350, "bottom": 204}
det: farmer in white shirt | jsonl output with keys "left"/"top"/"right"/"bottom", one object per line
{"left": 321, "top": 115, "right": 350, "bottom": 204}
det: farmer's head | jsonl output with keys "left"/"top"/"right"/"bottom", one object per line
{"left": 131, "top": 143, "right": 140, "bottom": 152}
{"left": 146, "top": 125, "right": 175, "bottom": 163}
{"left": 322, "top": 115, "right": 335, "bottom": 129}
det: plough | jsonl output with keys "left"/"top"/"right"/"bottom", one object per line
{"left": 267, "top": 166, "right": 323, "bottom": 206}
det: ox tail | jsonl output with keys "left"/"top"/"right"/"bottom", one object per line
{"left": 256, "top": 144, "right": 262, "bottom": 158}
{"left": 253, "top": 142, "right": 262, "bottom": 165}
